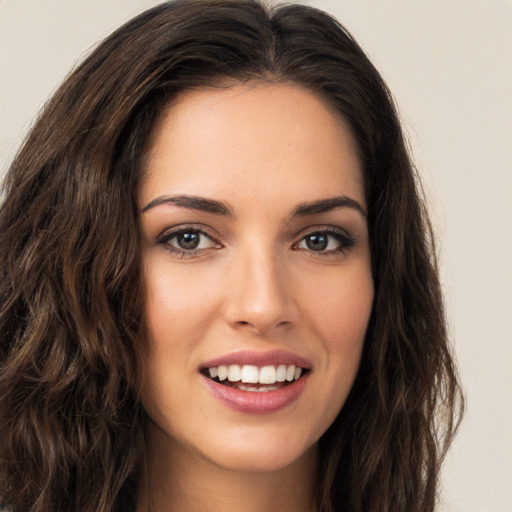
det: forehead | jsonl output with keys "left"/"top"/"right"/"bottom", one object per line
{"left": 140, "top": 83, "right": 364, "bottom": 211}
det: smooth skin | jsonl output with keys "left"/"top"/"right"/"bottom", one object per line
{"left": 137, "top": 84, "right": 374, "bottom": 512}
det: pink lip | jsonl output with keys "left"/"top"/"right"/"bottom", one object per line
{"left": 201, "top": 372, "right": 310, "bottom": 414}
{"left": 200, "top": 349, "right": 312, "bottom": 370}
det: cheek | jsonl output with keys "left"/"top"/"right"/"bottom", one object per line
{"left": 299, "top": 262, "right": 373, "bottom": 390}
{"left": 140, "top": 263, "right": 221, "bottom": 421}
{"left": 143, "top": 261, "right": 220, "bottom": 355}
{"left": 302, "top": 264, "right": 374, "bottom": 344}
{"left": 292, "top": 264, "right": 373, "bottom": 442}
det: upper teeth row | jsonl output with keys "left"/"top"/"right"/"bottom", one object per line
{"left": 208, "top": 364, "right": 302, "bottom": 385}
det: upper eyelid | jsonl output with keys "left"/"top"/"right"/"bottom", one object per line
{"left": 294, "top": 224, "right": 351, "bottom": 240}
{"left": 154, "top": 223, "right": 353, "bottom": 247}
{"left": 293, "top": 225, "right": 355, "bottom": 249}
{"left": 156, "top": 224, "right": 220, "bottom": 242}
{"left": 156, "top": 226, "right": 222, "bottom": 257}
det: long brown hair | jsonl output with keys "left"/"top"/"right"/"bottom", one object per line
{"left": 0, "top": 1, "right": 463, "bottom": 511}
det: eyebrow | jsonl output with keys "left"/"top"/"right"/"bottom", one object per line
{"left": 291, "top": 196, "right": 367, "bottom": 219}
{"left": 141, "top": 195, "right": 234, "bottom": 216}
{"left": 141, "top": 194, "right": 366, "bottom": 218}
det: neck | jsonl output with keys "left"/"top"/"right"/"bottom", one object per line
{"left": 136, "top": 425, "right": 319, "bottom": 512}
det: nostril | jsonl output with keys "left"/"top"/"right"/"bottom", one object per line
{"left": 231, "top": 318, "right": 294, "bottom": 334}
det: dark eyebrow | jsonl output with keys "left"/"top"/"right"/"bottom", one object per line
{"left": 141, "top": 195, "right": 234, "bottom": 216}
{"left": 291, "top": 196, "right": 367, "bottom": 219}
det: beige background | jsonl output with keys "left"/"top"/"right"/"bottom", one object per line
{"left": 1, "top": 1, "right": 511, "bottom": 511}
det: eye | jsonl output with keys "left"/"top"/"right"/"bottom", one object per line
{"left": 157, "top": 226, "right": 221, "bottom": 256}
{"left": 295, "top": 228, "right": 355, "bottom": 254}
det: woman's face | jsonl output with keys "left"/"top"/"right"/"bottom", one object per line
{"left": 138, "top": 84, "right": 373, "bottom": 473}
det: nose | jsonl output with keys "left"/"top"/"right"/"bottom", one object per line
{"left": 224, "top": 247, "right": 299, "bottom": 335}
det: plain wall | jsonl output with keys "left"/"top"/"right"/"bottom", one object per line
{"left": 1, "top": 1, "right": 511, "bottom": 511}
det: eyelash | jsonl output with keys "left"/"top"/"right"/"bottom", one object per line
{"left": 293, "top": 227, "right": 356, "bottom": 255}
{"left": 156, "top": 225, "right": 221, "bottom": 258}
{"left": 156, "top": 225, "right": 356, "bottom": 258}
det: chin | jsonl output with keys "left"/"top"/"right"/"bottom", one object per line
{"left": 197, "top": 429, "right": 318, "bottom": 474}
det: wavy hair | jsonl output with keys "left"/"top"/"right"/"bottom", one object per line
{"left": 0, "top": 1, "right": 463, "bottom": 511}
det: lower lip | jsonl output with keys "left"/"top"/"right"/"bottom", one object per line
{"left": 202, "top": 374, "right": 309, "bottom": 414}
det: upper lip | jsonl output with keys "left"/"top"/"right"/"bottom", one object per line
{"left": 200, "top": 349, "right": 312, "bottom": 370}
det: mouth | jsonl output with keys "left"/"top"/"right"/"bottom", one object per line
{"left": 199, "top": 350, "right": 312, "bottom": 413}
{"left": 200, "top": 364, "right": 308, "bottom": 392}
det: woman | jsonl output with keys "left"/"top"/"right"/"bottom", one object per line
{"left": 0, "top": 1, "right": 463, "bottom": 511}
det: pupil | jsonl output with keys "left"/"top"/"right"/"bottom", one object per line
{"left": 306, "top": 234, "right": 328, "bottom": 251}
{"left": 177, "top": 232, "right": 200, "bottom": 250}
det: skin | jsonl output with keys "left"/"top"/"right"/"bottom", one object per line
{"left": 137, "top": 83, "right": 374, "bottom": 512}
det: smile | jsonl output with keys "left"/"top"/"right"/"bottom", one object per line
{"left": 202, "top": 364, "right": 305, "bottom": 392}
{"left": 200, "top": 351, "right": 311, "bottom": 413}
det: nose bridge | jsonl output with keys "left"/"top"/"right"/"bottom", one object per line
{"left": 225, "top": 238, "right": 296, "bottom": 333}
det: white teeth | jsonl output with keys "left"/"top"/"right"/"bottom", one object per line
{"left": 228, "top": 365, "right": 241, "bottom": 382}
{"left": 276, "top": 364, "right": 287, "bottom": 382}
{"left": 240, "top": 365, "right": 259, "bottom": 383}
{"left": 259, "top": 365, "right": 276, "bottom": 384}
{"left": 218, "top": 365, "right": 228, "bottom": 381}
{"left": 207, "top": 364, "right": 305, "bottom": 385}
